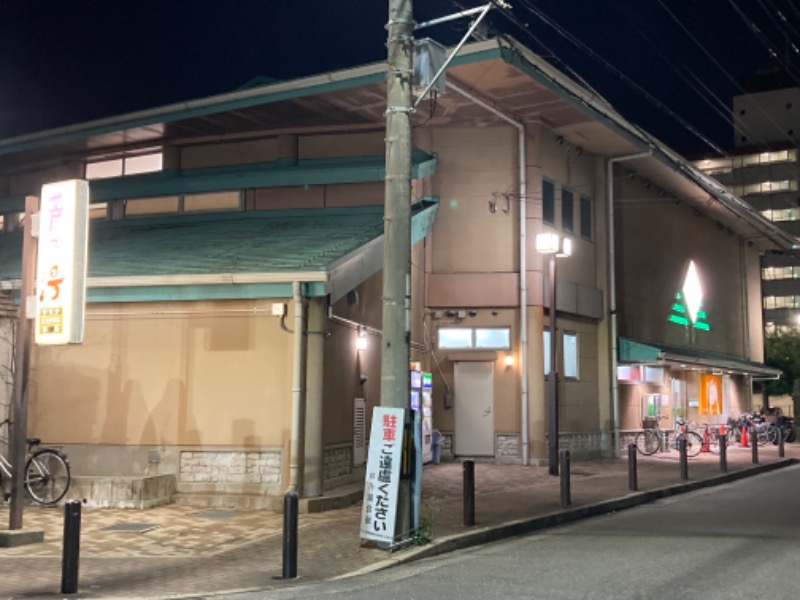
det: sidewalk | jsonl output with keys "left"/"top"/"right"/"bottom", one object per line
{"left": 1, "top": 443, "right": 797, "bottom": 598}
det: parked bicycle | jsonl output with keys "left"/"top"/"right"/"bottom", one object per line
{"left": 635, "top": 416, "right": 703, "bottom": 457}
{"left": 0, "top": 418, "right": 71, "bottom": 505}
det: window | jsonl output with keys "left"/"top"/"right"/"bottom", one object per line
{"left": 85, "top": 151, "right": 163, "bottom": 180}
{"left": 563, "top": 332, "right": 578, "bottom": 378}
{"left": 562, "top": 188, "right": 574, "bottom": 232}
{"left": 543, "top": 330, "right": 551, "bottom": 374}
{"left": 543, "top": 179, "right": 555, "bottom": 225}
{"left": 475, "top": 328, "right": 511, "bottom": 349}
{"left": 437, "top": 328, "right": 472, "bottom": 349}
{"left": 580, "top": 196, "right": 592, "bottom": 239}
{"left": 437, "top": 327, "right": 511, "bottom": 350}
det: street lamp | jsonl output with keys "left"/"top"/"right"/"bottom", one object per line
{"left": 536, "top": 232, "right": 572, "bottom": 476}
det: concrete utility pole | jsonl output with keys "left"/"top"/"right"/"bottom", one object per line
{"left": 383, "top": 0, "right": 413, "bottom": 540}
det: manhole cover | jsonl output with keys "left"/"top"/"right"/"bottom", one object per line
{"left": 101, "top": 522, "right": 159, "bottom": 533}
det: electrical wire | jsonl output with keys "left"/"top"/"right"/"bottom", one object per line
{"left": 489, "top": 0, "right": 727, "bottom": 155}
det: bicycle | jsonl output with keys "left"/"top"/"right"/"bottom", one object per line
{"left": 635, "top": 416, "right": 703, "bottom": 457}
{"left": 0, "top": 418, "right": 71, "bottom": 505}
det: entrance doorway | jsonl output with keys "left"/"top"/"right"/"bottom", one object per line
{"left": 454, "top": 361, "right": 494, "bottom": 456}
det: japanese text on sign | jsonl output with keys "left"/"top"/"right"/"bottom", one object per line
{"left": 35, "top": 180, "right": 90, "bottom": 345}
{"left": 360, "top": 407, "right": 404, "bottom": 543}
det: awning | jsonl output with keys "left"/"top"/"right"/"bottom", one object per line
{"left": 618, "top": 337, "right": 782, "bottom": 378}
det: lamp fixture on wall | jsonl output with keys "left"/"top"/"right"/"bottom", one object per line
{"left": 356, "top": 326, "right": 368, "bottom": 351}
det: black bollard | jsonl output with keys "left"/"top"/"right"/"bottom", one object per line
{"left": 628, "top": 444, "right": 638, "bottom": 491}
{"left": 751, "top": 427, "right": 759, "bottom": 464}
{"left": 719, "top": 433, "right": 727, "bottom": 473}
{"left": 679, "top": 437, "right": 688, "bottom": 481}
{"left": 61, "top": 500, "right": 81, "bottom": 594}
{"left": 463, "top": 459, "right": 475, "bottom": 526}
{"left": 560, "top": 450, "right": 571, "bottom": 507}
{"left": 779, "top": 428, "right": 785, "bottom": 458}
{"left": 282, "top": 491, "right": 298, "bottom": 579}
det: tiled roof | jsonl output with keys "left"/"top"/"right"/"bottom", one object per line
{"left": 0, "top": 205, "right": 425, "bottom": 281}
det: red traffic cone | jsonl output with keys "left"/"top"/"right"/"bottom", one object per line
{"left": 740, "top": 424, "right": 749, "bottom": 448}
{"left": 701, "top": 428, "right": 710, "bottom": 452}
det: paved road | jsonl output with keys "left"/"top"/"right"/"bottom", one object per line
{"left": 223, "top": 464, "right": 800, "bottom": 600}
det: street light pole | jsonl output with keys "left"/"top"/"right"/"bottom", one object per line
{"left": 547, "top": 252, "right": 559, "bottom": 476}
{"left": 536, "top": 232, "right": 571, "bottom": 476}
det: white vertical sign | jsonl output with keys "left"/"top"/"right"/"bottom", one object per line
{"left": 35, "top": 179, "right": 90, "bottom": 345}
{"left": 360, "top": 407, "right": 405, "bottom": 543}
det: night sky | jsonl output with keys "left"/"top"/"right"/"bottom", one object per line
{"left": 1, "top": 0, "right": 798, "bottom": 157}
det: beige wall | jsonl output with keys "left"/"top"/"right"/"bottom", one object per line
{"left": 300, "top": 132, "right": 385, "bottom": 160}
{"left": 429, "top": 126, "right": 518, "bottom": 274}
{"left": 616, "top": 178, "right": 753, "bottom": 358}
{"left": 181, "top": 139, "right": 281, "bottom": 169}
{"left": 9, "top": 163, "right": 83, "bottom": 197}
{"left": 29, "top": 300, "right": 295, "bottom": 449}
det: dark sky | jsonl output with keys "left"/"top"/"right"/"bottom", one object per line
{"left": 1, "top": 1, "right": 798, "bottom": 157}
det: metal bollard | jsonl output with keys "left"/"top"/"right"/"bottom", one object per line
{"left": 61, "top": 500, "right": 81, "bottom": 594}
{"left": 282, "top": 491, "right": 298, "bottom": 579}
{"left": 463, "top": 459, "right": 475, "bottom": 526}
{"left": 751, "top": 427, "right": 759, "bottom": 464}
{"left": 679, "top": 437, "right": 688, "bottom": 481}
{"left": 560, "top": 450, "right": 571, "bottom": 507}
{"left": 719, "top": 433, "right": 727, "bottom": 473}
{"left": 628, "top": 444, "right": 638, "bottom": 491}
{"left": 779, "top": 428, "right": 785, "bottom": 458}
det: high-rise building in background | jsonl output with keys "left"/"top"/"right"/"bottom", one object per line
{"left": 695, "top": 73, "right": 800, "bottom": 330}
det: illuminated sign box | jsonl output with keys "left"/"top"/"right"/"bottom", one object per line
{"left": 35, "top": 180, "right": 90, "bottom": 345}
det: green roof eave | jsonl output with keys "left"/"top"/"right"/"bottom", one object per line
{"left": 618, "top": 338, "right": 662, "bottom": 363}
{"left": 0, "top": 69, "right": 386, "bottom": 158}
{"left": 619, "top": 337, "right": 781, "bottom": 378}
{"left": 86, "top": 281, "right": 327, "bottom": 303}
{"left": 87, "top": 152, "right": 437, "bottom": 202}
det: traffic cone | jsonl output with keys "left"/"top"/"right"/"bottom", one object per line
{"left": 701, "top": 428, "right": 710, "bottom": 452}
{"left": 740, "top": 424, "right": 749, "bottom": 448}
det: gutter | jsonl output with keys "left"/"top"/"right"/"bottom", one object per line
{"left": 607, "top": 151, "right": 651, "bottom": 458}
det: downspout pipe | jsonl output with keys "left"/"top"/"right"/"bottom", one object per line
{"left": 607, "top": 151, "right": 651, "bottom": 458}
{"left": 446, "top": 81, "right": 529, "bottom": 465}
{"left": 288, "top": 281, "right": 305, "bottom": 492}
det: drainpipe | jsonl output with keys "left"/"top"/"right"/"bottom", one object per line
{"left": 288, "top": 281, "right": 305, "bottom": 492}
{"left": 607, "top": 151, "right": 650, "bottom": 458}
{"left": 446, "top": 82, "right": 529, "bottom": 465}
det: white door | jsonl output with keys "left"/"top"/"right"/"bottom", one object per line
{"left": 454, "top": 362, "right": 494, "bottom": 456}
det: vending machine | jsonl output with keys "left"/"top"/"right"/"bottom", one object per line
{"left": 410, "top": 368, "right": 434, "bottom": 464}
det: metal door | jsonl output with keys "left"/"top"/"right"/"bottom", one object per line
{"left": 454, "top": 361, "right": 494, "bottom": 456}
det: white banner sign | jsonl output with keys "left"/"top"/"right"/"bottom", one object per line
{"left": 35, "top": 179, "right": 90, "bottom": 345}
{"left": 360, "top": 407, "right": 405, "bottom": 543}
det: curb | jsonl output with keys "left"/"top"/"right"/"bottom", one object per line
{"left": 342, "top": 458, "right": 799, "bottom": 577}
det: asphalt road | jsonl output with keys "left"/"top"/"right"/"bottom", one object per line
{"left": 223, "top": 464, "right": 800, "bottom": 600}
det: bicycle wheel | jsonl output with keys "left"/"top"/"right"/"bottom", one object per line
{"left": 682, "top": 432, "right": 703, "bottom": 457}
{"left": 635, "top": 430, "right": 660, "bottom": 455}
{"left": 25, "top": 449, "right": 71, "bottom": 505}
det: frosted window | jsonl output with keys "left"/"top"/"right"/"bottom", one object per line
{"left": 475, "top": 328, "right": 510, "bottom": 349}
{"left": 563, "top": 332, "right": 578, "bottom": 378}
{"left": 438, "top": 328, "right": 472, "bottom": 349}
{"left": 86, "top": 159, "right": 123, "bottom": 180}
{"left": 125, "top": 153, "right": 163, "bottom": 175}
